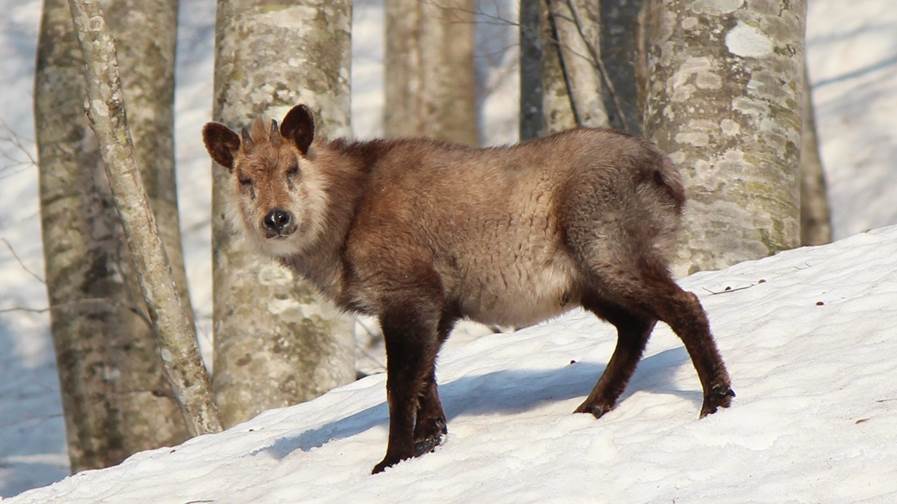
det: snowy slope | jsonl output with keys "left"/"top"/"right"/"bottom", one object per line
{"left": 8, "top": 226, "right": 897, "bottom": 504}
{"left": 1, "top": 0, "right": 896, "bottom": 498}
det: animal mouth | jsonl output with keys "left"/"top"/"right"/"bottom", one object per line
{"left": 264, "top": 226, "right": 296, "bottom": 240}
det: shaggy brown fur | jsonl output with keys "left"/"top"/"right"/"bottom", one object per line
{"left": 203, "top": 104, "right": 734, "bottom": 474}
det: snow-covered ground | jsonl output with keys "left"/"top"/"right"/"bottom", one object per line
{"left": 8, "top": 225, "right": 897, "bottom": 503}
{"left": 1, "top": 0, "right": 896, "bottom": 498}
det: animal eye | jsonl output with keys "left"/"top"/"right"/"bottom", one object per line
{"left": 286, "top": 164, "right": 300, "bottom": 178}
{"left": 238, "top": 176, "right": 252, "bottom": 187}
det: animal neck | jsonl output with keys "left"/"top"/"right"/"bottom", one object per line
{"left": 279, "top": 136, "right": 384, "bottom": 305}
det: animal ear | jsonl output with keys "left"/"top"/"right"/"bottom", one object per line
{"left": 202, "top": 122, "right": 241, "bottom": 171}
{"left": 280, "top": 104, "right": 315, "bottom": 155}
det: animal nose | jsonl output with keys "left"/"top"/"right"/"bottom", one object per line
{"left": 263, "top": 208, "right": 293, "bottom": 234}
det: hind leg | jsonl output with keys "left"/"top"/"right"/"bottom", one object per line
{"left": 590, "top": 259, "right": 734, "bottom": 418}
{"left": 575, "top": 293, "right": 657, "bottom": 418}
{"left": 656, "top": 286, "right": 735, "bottom": 417}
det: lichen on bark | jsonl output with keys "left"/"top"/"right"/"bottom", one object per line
{"left": 211, "top": 0, "right": 355, "bottom": 428}
{"left": 642, "top": 0, "right": 806, "bottom": 276}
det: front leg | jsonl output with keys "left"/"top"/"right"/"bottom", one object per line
{"left": 372, "top": 306, "right": 441, "bottom": 474}
{"left": 412, "top": 312, "right": 455, "bottom": 456}
{"left": 413, "top": 372, "right": 447, "bottom": 456}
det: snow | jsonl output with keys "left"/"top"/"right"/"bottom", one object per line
{"left": 808, "top": 1, "right": 897, "bottom": 237}
{"left": 6, "top": 225, "right": 897, "bottom": 503}
{"left": 1, "top": 0, "right": 896, "bottom": 499}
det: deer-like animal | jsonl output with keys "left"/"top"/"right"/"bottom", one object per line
{"left": 202, "top": 104, "right": 734, "bottom": 474}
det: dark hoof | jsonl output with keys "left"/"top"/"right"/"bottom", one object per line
{"left": 372, "top": 455, "right": 404, "bottom": 474}
{"left": 700, "top": 384, "right": 736, "bottom": 418}
{"left": 413, "top": 416, "right": 447, "bottom": 456}
{"left": 573, "top": 400, "right": 614, "bottom": 419}
{"left": 371, "top": 460, "right": 390, "bottom": 474}
{"left": 414, "top": 431, "right": 446, "bottom": 456}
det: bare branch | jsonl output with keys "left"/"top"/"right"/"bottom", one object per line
{"left": 426, "top": 0, "right": 519, "bottom": 27}
{"left": 0, "top": 305, "right": 50, "bottom": 315}
{"left": 562, "top": 0, "right": 629, "bottom": 131}
{"left": 0, "top": 119, "right": 38, "bottom": 169}
{"left": 436, "top": 0, "right": 630, "bottom": 133}
{"left": 0, "top": 297, "right": 153, "bottom": 329}
{"left": 701, "top": 284, "right": 757, "bottom": 296}
{"left": 2, "top": 237, "right": 45, "bottom": 284}
{"left": 549, "top": 0, "right": 609, "bottom": 127}
{"left": 354, "top": 318, "right": 386, "bottom": 371}
{"left": 0, "top": 413, "right": 64, "bottom": 430}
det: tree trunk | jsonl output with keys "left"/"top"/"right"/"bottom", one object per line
{"left": 642, "top": 0, "right": 806, "bottom": 276}
{"left": 547, "top": 0, "right": 609, "bottom": 128}
{"left": 384, "top": 0, "right": 478, "bottom": 145}
{"left": 601, "top": 0, "right": 644, "bottom": 133}
{"left": 103, "top": 0, "right": 194, "bottom": 305}
{"left": 35, "top": 0, "right": 191, "bottom": 471}
{"left": 519, "top": 0, "right": 544, "bottom": 140}
{"left": 211, "top": 0, "right": 355, "bottom": 428}
{"left": 67, "top": 0, "right": 221, "bottom": 437}
{"left": 800, "top": 63, "right": 832, "bottom": 245}
{"left": 539, "top": 0, "right": 577, "bottom": 135}
{"left": 525, "top": 0, "right": 640, "bottom": 137}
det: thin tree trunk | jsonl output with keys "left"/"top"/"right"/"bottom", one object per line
{"left": 548, "top": 0, "right": 609, "bottom": 128}
{"left": 642, "top": 0, "right": 806, "bottom": 276}
{"left": 800, "top": 63, "right": 832, "bottom": 245}
{"left": 212, "top": 0, "right": 355, "bottom": 428}
{"left": 35, "top": 0, "right": 190, "bottom": 471}
{"left": 385, "top": 0, "right": 478, "bottom": 145}
{"left": 67, "top": 0, "right": 221, "bottom": 436}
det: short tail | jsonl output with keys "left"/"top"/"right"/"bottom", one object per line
{"left": 631, "top": 145, "right": 686, "bottom": 259}
{"left": 653, "top": 155, "right": 686, "bottom": 214}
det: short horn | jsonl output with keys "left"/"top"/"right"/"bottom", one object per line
{"left": 270, "top": 119, "right": 281, "bottom": 144}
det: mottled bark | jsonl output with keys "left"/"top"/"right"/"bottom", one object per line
{"left": 642, "top": 0, "right": 806, "bottom": 276}
{"left": 103, "top": 0, "right": 193, "bottom": 305}
{"left": 385, "top": 0, "right": 478, "bottom": 145}
{"left": 548, "top": 0, "right": 609, "bottom": 128}
{"left": 67, "top": 0, "right": 221, "bottom": 436}
{"left": 540, "top": 0, "right": 577, "bottom": 134}
{"left": 800, "top": 63, "right": 832, "bottom": 246}
{"left": 35, "top": 0, "right": 190, "bottom": 471}
{"left": 212, "top": 0, "right": 355, "bottom": 428}
{"left": 601, "top": 0, "right": 643, "bottom": 133}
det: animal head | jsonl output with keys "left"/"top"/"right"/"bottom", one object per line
{"left": 202, "top": 104, "right": 328, "bottom": 257}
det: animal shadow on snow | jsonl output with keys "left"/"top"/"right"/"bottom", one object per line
{"left": 259, "top": 345, "right": 699, "bottom": 460}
